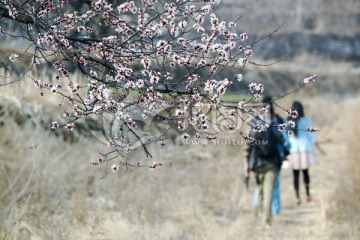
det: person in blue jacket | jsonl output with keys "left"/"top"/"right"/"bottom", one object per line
{"left": 287, "top": 101, "right": 321, "bottom": 205}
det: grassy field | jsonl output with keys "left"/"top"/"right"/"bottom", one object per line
{"left": 0, "top": 94, "right": 359, "bottom": 239}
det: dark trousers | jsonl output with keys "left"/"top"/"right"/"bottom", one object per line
{"left": 293, "top": 169, "right": 310, "bottom": 198}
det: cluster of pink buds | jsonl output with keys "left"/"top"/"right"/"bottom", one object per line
{"left": 258, "top": 105, "right": 269, "bottom": 115}
{"left": 90, "top": 157, "right": 104, "bottom": 166}
{"left": 33, "top": 79, "right": 42, "bottom": 88}
{"left": 288, "top": 130, "right": 295, "bottom": 136}
{"left": 307, "top": 127, "right": 320, "bottom": 132}
{"left": 243, "top": 134, "right": 255, "bottom": 143}
{"left": 150, "top": 162, "right": 162, "bottom": 170}
{"left": 9, "top": 53, "right": 19, "bottom": 62}
{"left": 111, "top": 164, "right": 120, "bottom": 172}
{"left": 51, "top": 121, "right": 59, "bottom": 130}
{"left": 65, "top": 123, "right": 75, "bottom": 131}
{"left": 252, "top": 124, "right": 269, "bottom": 132}
{"left": 248, "top": 83, "right": 264, "bottom": 100}
{"left": 207, "top": 134, "right": 217, "bottom": 141}
{"left": 303, "top": 75, "right": 317, "bottom": 85}
{"left": 286, "top": 109, "right": 299, "bottom": 118}
{"left": 288, "top": 120, "right": 296, "bottom": 128}
{"left": 278, "top": 123, "right": 287, "bottom": 132}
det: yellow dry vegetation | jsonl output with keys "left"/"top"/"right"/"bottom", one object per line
{"left": 0, "top": 95, "right": 359, "bottom": 240}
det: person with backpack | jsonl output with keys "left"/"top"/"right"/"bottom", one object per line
{"left": 245, "top": 96, "right": 286, "bottom": 227}
{"left": 250, "top": 97, "right": 290, "bottom": 217}
{"left": 287, "top": 101, "right": 324, "bottom": 205}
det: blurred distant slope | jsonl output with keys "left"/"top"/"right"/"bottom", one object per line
{"left": 215, "top": 0, "right": 360, "bottom": 62}
{"left": 215, "top": 0, "right": 360, "bottom": 96}
{"left": 0, "top": 0, "right": 359, "bottom": 96}
{"left": 251, "top": 33, "right": 360, "bottom": 62}
{"left": 217, "top": 0, "right": 359, "bottom": 35}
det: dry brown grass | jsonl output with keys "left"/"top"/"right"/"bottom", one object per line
{"left": 0, "top": 116, "right": 248, "bottom": 239}
{"left": 0, "top": 118, "right": 100, "bottom": 239}
{"left": 0, "top": 67, "right": 88, "bottom": 108}
{"left": 1, "top": 94, "right": 360, "bottom": 239}
{"left": 324, "top": 98, "right": 360, "bottom": 239}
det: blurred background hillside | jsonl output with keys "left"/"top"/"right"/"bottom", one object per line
{"left": 214, "top": 0, "right": 360, "bottom": 96}
{"left": 0, "top": 0, "right": 359, "bottom": 239}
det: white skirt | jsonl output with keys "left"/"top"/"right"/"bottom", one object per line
{"left": 288, "top": 152, "right": 316, "bottom": 170}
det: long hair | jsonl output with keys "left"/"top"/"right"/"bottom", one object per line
{"left": 288, "top": 101, "right": 305, "bottom": 136}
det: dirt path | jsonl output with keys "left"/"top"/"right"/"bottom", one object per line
{"left": 233, "top": 140, "right": 345, "bottom": 240}
{"left": 86, "top": 140, "right": 344, "bottom": 240}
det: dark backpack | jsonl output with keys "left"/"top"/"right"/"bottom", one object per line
{"left": 249, "top": 126, "right": 280, "bottom": 171}
{"left": 254, "top": 127, "right": 279, "bottom": 158}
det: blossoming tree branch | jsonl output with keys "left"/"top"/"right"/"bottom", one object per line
{"left": 0, "top": 0, "right": 318, "bottom": 172}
